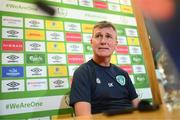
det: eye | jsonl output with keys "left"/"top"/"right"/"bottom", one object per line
{"left": 105, "top": 34, "right": 112, "bottom": 39}
{"left": 94, "top": 34, "right": 103, "bottom": 39}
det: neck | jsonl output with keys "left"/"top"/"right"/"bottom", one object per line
{"left": 92, "top": 56, "right": 111, "bottom": 67}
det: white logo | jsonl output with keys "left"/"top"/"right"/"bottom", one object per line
{"left": 108, "top": 82, "right": 114, "bottom": 87}
{"left": 49, "top": 78, "right": 69, "bottom": 89}
{"left": 48, "top": 54, "right": 66, "bottom": 64}
{"left": 2, "top": 28, "right": 23, "bottom": 39}
{"left": 2, "top": 16, "right": 23, "bottom": 27}
{"left": 27, "top": 79, "right": 48, "bottom": 91}
{"left": 26, "top": 66, "right": 47, "bottom": 77}
{"left": 26, "top": 41, "right": 45, "bottom": 52}
{"left": 96, "top": 78, "right": 101, "bottom": 84}
{"left": 66, "top": 43, "right": 83, "bottom": 53}
{"left": 1, "top": 80, "right": 24, "bottom": 93}
{"left": 64, "top": 22, "right": 81, "bottom": 32}
{"left": 2, "top": 53, "right": 24, "bottom": 64}
{"left": 46, "top": 31, "right": 64, "bottom": 41}
{"left": 25, "top": 18, "right": 44, "bottom": 29}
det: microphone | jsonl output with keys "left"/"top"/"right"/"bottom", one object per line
{"left": 138, "top": 100, "right": 159, "bottom": 111}
{"left": 35, "top": 0, "right": 56, "bottom": 16}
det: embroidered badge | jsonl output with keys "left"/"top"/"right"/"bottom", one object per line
{"left": 96, "top": 78, "right": 101, "bottom": 84}
{"left": 116, "top": 75, "right": 126, "bottom": 86}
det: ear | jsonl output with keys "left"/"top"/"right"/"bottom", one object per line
{"left": 90, "top": 38, "right": 93, "bottom": 44}
{"left": 115, "top": 40, "right": 118, "bottom": 46}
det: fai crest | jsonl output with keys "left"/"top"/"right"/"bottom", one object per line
{"left": 116, "top": 75, "right": 126, "bottom": 86}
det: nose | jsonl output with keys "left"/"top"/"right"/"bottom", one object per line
{"left": 100, "top": 36, "right": 108, "bottom": 44}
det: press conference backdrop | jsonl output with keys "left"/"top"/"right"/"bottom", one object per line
{"left": 0, "top": 0, "right": 155, "bottom": 119}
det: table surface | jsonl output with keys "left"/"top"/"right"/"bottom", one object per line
{"left": 55, "top": 105, "right": 180, "bottom": 120}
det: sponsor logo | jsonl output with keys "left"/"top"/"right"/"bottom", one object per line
{"left": 64, "top": 22, "right": 81, "bottom": 32}
{"left": 117, "top": 55, "right": 131, "bottom": 64}
{"left": 68, "top": 65, "right": 79, "bottom": 76}
{"left": 25, "top": 29, "right": 45, "bottom": 40}
{"left": 2, "top": 16, "right": 23, "bottom": 27}
{"left": 1, "top": 80, "right": 24, "bottom": 93}
{"left": 62, "top": 0, "right": 78, "bottom": 5}
{"left": 68, "top": 54, "right": 84, "bottom": 64}
{"left": 127, "top": 37, "right": 139, "bottom": 45}
{"left": 49, "top": 78, "right": 69, "bottom": 89}
{"left": 116, "top": 46, "right": 129, "bottom": 54}
{"left": 133, "top": 65, "right": 146, "bottom": 74}
{"left": 48, "top": 54, "right": 66, "bottom": 64}
{"left": 2, "top": 53, "right": 24, "bottom": 64}
{"left": 94, "top": 1, "right": 107, "bottom": 9}
{"left": 131, "top": 55, "right": 143, "bottom": 64}
{"left": 26, "top": 54, "right": 45, "bottom": 64}
{"left": 2, "top": 66, "right": 24, "bottom": 78}
{"left": 7, "top": 81, "right": 20, "bottom": 88}
{"left": 125, "top": 28, "right": 138, "bottom": 36}
{"left": 31, "top": 68, "right": 42, "bottom": 75}
{"left": 119, "top": 65, "right": 133, "bottom": 74}
{"left": 2, "top": 28, "right": 23, "bottom": 39}
{"left": 129, "top": 46, "right": 142, "bottom": 54}
{"left": 120, "top": 5, "right": 133, "bottom": 14}
{"left": 120, "top": 0, "right": 131, "bottom": 6}
{"left": 66, "top": 43, "right": 83, "bottom": 53}
{"left": 46, "top": 31, "right": 64, "bottom": 41}
{"left": 25, "top": 18, "right": 44, "bottom": 29}
{"left": 7, "top": 30, "right": 19, "bottom": 38}
{"left": 108, "top": 3, "right": 120, "bottom": 12}
{"left": 2, "top": 40, "right": 23, "bottom": 51}
{"left": 26, "top": 41, "right": 45, "bottom": 52}
{"left": 66, "top": 32, "right": 82, "bottom": 42}
{"left": 134, "top": 74, "right": 147, "bottom": 82}
{"left": 84, "top": 44, "right": 92, "bottom": 53}
{"left": 79, "top": 0, "right": 93, "bottom": 7}
{"left": 47, "top": 42, "right": 65, "bottom": 53}
{"left": 81, "top": 24, "right": 94, "bottom": 33}
{"left": 117, "top": 36, "right": 127, "bottom": 45}
{"left": 48, "top": 66, "right": 68, "bottom": 77}
{"left": 7, "top": 55, "right": 19, "bottom": 61}
{"left": 27, "top": 79, "right": 47, "bottom": 91}
{"left": 83, "top": 33, "right": 92, "bottom": 43}
{"left": 26, "top": 66, "right": 47, "bottom": 77}
{"left": 46, "top": 20, "right": 64, "bottom": 30}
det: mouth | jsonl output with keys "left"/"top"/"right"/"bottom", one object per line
{"left": 98, "top": 47, "right": 109, "bottom": 50}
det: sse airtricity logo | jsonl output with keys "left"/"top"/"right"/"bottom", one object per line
{"left": 116, "top": 75, "right": 126, "bottom": 86}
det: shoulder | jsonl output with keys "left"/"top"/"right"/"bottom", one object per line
{"left": 74, "top": 60, "right": 94, "bottom": 74}
{"left": 111, "top": 63, "right": 128, "bottom": 75}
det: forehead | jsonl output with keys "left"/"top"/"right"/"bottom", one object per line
{"left": 93, "top": 27, "right": 116, "bottom": 35}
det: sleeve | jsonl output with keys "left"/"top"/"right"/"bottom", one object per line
{"left": 69, "top": 65, "right": 91, "bottom": 107}
{"left": 124, "top": 72, "right": 138, "bottom": 100}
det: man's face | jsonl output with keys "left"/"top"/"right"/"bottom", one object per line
{"left": 91, "top": 27, "right": 118, "bottom": 58}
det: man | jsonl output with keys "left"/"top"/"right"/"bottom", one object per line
{"left": 70, "top": 21, "right": 140, "bottom": 116}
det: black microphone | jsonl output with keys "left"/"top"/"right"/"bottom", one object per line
{"left": 138, "top": 100, "right": 159, "bottom": 111}
{"left": 35, "top": 0, "right": 56, "bottom": 16}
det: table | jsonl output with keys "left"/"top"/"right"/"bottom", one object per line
{"left": 55, "top": 105, "right": 180, "bottom": 120}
